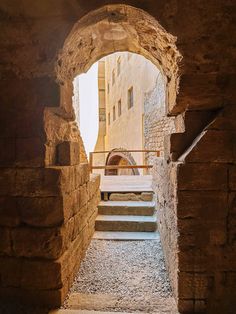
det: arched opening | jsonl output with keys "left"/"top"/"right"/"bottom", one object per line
{"left": 49, "top": 4, "right": 182, "bottom": 312}
{"left": 0, "top": 1, "right": 234, "bottom": 313}
{"left": 55, "top": 4, "right": 181, "bottom": 113}
{"left": 105, "top": 148, "right": 140, "bottom": 175}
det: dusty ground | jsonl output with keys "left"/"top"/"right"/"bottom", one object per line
{"left": 64, "top": 239, "right": 177, "bottom": 313}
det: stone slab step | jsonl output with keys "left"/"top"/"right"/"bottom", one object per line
{"left": 108, "top": 192, "right": 154, "bottom": 202}
{"left": 57, "top": 292, "right": 178, "bottom": 313}
{"left": 100, "top": 175, "right": 153, "bottom": 193}
{"left": 95, "top": 215, "right": 157, "bottom": 232}
{"left": 50, "top": 310, "right": 134, "bottom": 314}
{"left": 93, "top": 231, "right": 160, "bottom": 240}
{"left": 98, "top": 201, "right": 155, "bottom": 216}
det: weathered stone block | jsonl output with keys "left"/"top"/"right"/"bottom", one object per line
{"left": 0, "top": 228, "right": 11, "bottom": 256}
{"left": 18, "top": 196, "right": 64, "bottom": 227}
{"left": 229, "top": 165, "right": 236, "bottom": 191}
{"left": 79, "top": 184, "right": 88, "bottom": 208}
{"left": 0, "top": 257, "right": 22, "bottom": 287}
{"left": 12, "top": 227, "right": 63, "bottom": 259}
{"left": 184, "top": 130, "right": 234, "bottom": 163}
{"left": 228, "top": 193, "right": 236, "bottom": 242}
{"left": 178, "top": 73, "right": 224, "bottom": 111}
{"left": 57, "top": 141, "right": 80, "bottom": 166}
{"left": 208, "top": 105, "right": 236, "bottom": 131}
{"left": 140, "top": 192, "right": 153, "bottom": 201}
{"left": 194, "top": 300, "right": 207, "bottom": 313}
{"left": 15, "top": 168, "right": 60, "bottom": 196}
{"left": 178, "top": 248, "right": 210, "bottom": 272}
{"left": 179, "top": 246, "right": 236, "bottom": 273}
{"left": 0, "top": 77, "right": 59, "bottom": 111}
{"left": 15, "top": 137, "right": 45, "bottom": 167}
{"left": 178, "top": 272, "right": 213, "bottom": 299}
{"left": 18, "top": 188, "right": 80, "bottom": 228}
{"left": 0, "top": 197, "right": 20, "bottom": 227}
{"left": 177, "top": 191, "right": 228, "bottom": 220}
{"left": 0, "top": 78, "right": 59, "bottom": 140}
{"left": 0, "top": 286, "right": 65, "bottom": 308}
{"left": 109, "top": 193, "right": 140, "bottom": 201}
{"left": 179, "top": 226, "right": 226, "bottom": 249}
{"left": 21, "top": 259, "right": 62, "bottom": 290}
{"left": 63, "top": 189, "right": 80, "bottom": 218}
{"left": 178, "top": 299, "right": 194, "bottom": 313}
{"left": 14, "top": 166, "right": 77, "bottom": 197}
{"left": 72, "top": 205, "right": 88, "bottom": 238}
{"left": 75, "top": 163, "right": 90, "bottom": 187}
{"left": 177, "top": 163, "right": 228, "bottom": 191}
{"left": 87, "top": 173, "right": 100, "bottom": 200}
{"left": 0, "top": 138, "right": 15, "bottom": 166}
{"left": 0, "top": 169, "right": 16, "bottom": 196}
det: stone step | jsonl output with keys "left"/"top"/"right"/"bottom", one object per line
{"left": 95, "top": 215, "right": 157, "bottom": 232}
{"left": 50, "top": 310, "right": 134, "bottom": 314}
{"left": 93, "top": 231, "right": 160, "bottom": 240}
{"left": 98, "top": 201, "right": 155, "bottom": 216}
{"left": 108, "top": 192, "right": 153, "bottom": 202}
{"left": 55, "top": 292, "right": 178, "bottom": 313}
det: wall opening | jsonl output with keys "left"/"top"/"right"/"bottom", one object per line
{"left": 53, "top": 3, "right": 182, "bottom": 311}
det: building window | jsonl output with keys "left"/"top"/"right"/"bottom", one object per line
{"left": 113, "top": 106, "right": 116, "bottom": 121}
{"left": 107, "top": 83, "right": 110, "bottom": 94}
{"left": 118, "top": 99, "right": 122, "bottom": 116}
{"left": 108, "top": 113, "right": 110, "bottom": 125}
{"left": 112, "top": 70, "right": 115, "bottom": 85}
{"left": 117, "top": 57, "right": 121, "bottom": 76}
{"left": 128, "top": 87, "right": 134, "bottom": 109}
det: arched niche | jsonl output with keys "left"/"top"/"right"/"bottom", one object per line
{"left": 105, "top": 148, "right": 140, "bottom": 176}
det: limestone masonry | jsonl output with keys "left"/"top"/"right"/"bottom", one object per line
{"left": 0, "top": 2, "right": 235, "bottom": 313}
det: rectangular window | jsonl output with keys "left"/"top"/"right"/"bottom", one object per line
{"left": 108, "top": 113, "right": 110, "bottom": 125}
{"left": 128, "top": 87, "right": 134, "bottom": 109}
{"left": 117, "top": 57, "right": 121, "bottom": 76}
{"left": 118, "top": 99, "right": 122, "bottom": 116}
{"left": 113, "top": 106, "right": 116, "bottom": 121}
{"left": 107, "top": 83, "right": 110, "bottom": 94}
{"left": 112, "top": 70, "right": 115, "bottom": 85}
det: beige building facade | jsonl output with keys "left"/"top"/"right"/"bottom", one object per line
{"left": 95, "top": 52, "right": 174, "bottom": 174}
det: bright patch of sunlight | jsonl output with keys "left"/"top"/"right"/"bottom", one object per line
{"left": 73, "top": 63, "right": 99, "bottom": 156}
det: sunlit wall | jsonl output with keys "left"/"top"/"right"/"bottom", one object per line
{"left": 73, "top": 63, "right": 99, "bottom": 156}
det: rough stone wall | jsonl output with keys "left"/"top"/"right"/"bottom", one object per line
{"left": 143, "top": 74, "right": 177, "bottom": 295}
{"left": 0, "top": 1, "right": 235, "bottom": 313}
{"left": 144, "top": 72, "right": 175, "bottom": 155}
{"left": 152, "top": 158, "right": 179, "bottom": 298}
{"left": 0, "top": 165, "right": 100, "bottom": 306}
{"left": 175, "top": 105, "right": 236, "bottom": 313}
{"left": 0, "top": 86, "right": 100, "bottom": 306}
{"left": 0, "top": 59, "right": 99, "bottom": 308}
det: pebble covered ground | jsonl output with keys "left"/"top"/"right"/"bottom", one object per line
{"left": 64, "top": 239, "right": 175, "bottom": 312}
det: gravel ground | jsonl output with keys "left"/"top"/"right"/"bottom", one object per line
{"left": 64, "top": 239, "right": 174, "bottom": 312}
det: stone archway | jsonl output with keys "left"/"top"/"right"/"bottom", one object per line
{"left": 0, "top": 1, "right": 235, "bottom": 312}
{"left": 105, "top": 148, "right": 140, "bottom": 176}
{"left": 46, "top": 4, "right": 182, "bottom": 307}
{"left": 55, "top": 4, "right": 181, "bottom": 115}
{"left": 42, "top": 4, "right": 183, "bottom": 309}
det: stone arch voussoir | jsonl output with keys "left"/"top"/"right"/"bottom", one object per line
{"left": 55, "top": 4, "right": 182, "bottom": 114}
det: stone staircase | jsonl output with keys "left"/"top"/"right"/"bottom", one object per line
{"left": 93, "top": 190, "right": 158, "bottom": 240}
